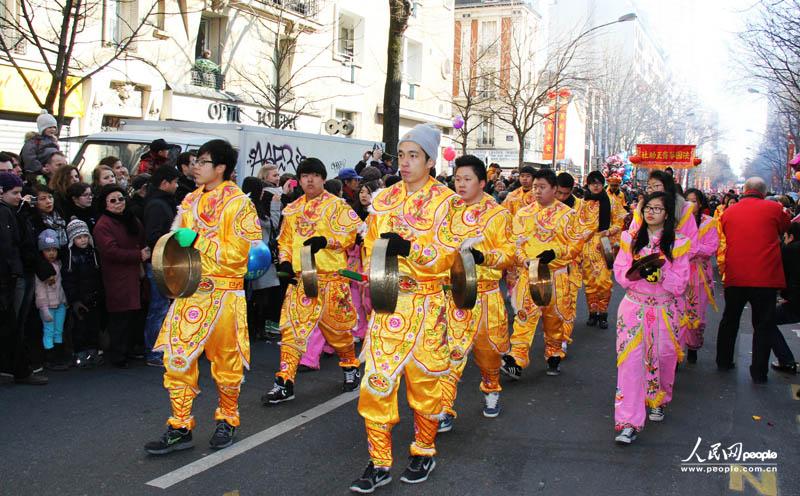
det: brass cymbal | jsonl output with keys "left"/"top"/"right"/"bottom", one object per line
{"left": 528, "top": 258, "right": 553, "bottom": 306}
{"left": 626, "top": 253, "right": 666, "bottom": 281}
{"left": 300, "top": 245, "right": 318, "bottom": 298}
{"left": 600, "top": 236, "right": 615, "bottom": 269}
{"left": 450, "top": 248, "right": 478, "bottom": 309}
{"left": 369, "top": 238, "right": 399, "bottom": 314}
{"left": 152, "top": 232, "right": 202, "bottom": 299}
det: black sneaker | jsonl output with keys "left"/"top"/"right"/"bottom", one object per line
{"left": 262, "top": 377, "right": 295, "bottom": 405}
{"left": 687, "top": 349, "right": 698, "bottom": 364}
{"left": 349, "top": 462, "right": 392, "bottom": 493}
{"left": 500, "top": 355, "right": 522, "bottom": 380}
{"left": 343, "top": 367, "right": 361, "bottom": 392}
{"left": 598, "top": 313, "right": 609, "bottom": 329}
{"left": 771, "top": 361, "right": 798, "bottom": 374}
{"left": 400, "top": 456, "right": 436, "bottom": 484}
{"left": 209, "top": 420, "right": 236, "bottom": 449}
{"left": 586, "top": 312, "right": 598, "bottom": 327}
{"left": 546, "top": 356, "right": 561, "bottom": 376}
{"left": 144, "top": 426, "right": 194, "bottom": 455}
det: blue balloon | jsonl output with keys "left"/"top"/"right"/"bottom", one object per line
{"left": 245, "top": 241, "right": 272, "bottom": 280}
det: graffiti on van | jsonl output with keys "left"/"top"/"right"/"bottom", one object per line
{"left": 246, "top": 141, "right": 307, "bottom": 176}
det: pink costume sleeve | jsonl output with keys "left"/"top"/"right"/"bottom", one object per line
{"left": 695, "top": 217, "right": 719, "bottom": 260}
{"left": 613, "top": 231, "right": 635, "bottom": 290}
{"left": 660, "top": 238, "right": 691, "bottom": 297}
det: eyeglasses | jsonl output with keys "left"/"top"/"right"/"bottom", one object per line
{"left": 197, "top": 160, "right": 215, "bottom": 167}
{"left": 645, "top": 185, "right": 664, "bottom": 193}
{"left": 107, "top": 197, "right": 126, "bottom": 204}
{"left": 643, "top": 205, "right": 664, "bottom": 214}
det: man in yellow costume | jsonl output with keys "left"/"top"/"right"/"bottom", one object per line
{"left": 502, "top": 165, "right": 535, "bottom": 217}
{"left": 262, "top": 157, "right": 362, "bottom": 405}
{"left": 145, "top": 139, "right": 262, "bottom": 455}
{"left": 438, "top": 155, "right": 514, "bottom": 434}
{"left": 350, "top": 124, "right": 460, "bottom": 493}
{"left": 579, "top": 171, "right": 626, "bottom": 329}
{"left": 554, "top": 172, "right": 592, "bottom": 353}
{"left": 606, "top": 174, "right": 628, "bottom": 212}
{"left": 501, "top": 168, "right": 583, "bottom": 379}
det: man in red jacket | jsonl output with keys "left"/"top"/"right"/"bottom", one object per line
{"left": 717, "top": 177, "right": 791, "bottom": 382}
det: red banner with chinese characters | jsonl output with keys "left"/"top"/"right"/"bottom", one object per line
{"left": 542, "top": 104, "right": 567, "bottom": 161}
{"left": 630, "top": 144, "right": 698, "bottom": 169}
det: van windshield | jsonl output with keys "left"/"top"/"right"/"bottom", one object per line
{"left": 72, "top": 141, "right": 150, "bottom": 176}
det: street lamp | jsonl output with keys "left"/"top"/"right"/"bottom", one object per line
{"left": 554, "top": 12, "right": 637, "bottom": 172}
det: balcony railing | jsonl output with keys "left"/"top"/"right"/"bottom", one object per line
{"left": 267, "top": 0, "right": 320, "bottom": 17}
{"left": 191, "top": 69, "right": 225, "bottom": 90}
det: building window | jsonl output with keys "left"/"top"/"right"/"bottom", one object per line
{"left": 1, "top": 0, "right": 26, "bottom": 54}
{"left": 477, "top": 72, "right": 494, "bottom": 98}
{"left": 478, "top": 115, "right": 494, "bottom": 147}
{"left": 403, "top": 37, "right": 422, "bottom": 99}
{"left": 480, "top": 20, "right": 498, "bottom": 57}
{"left": 336, "top": 11, "right": 364, "bottom": 65}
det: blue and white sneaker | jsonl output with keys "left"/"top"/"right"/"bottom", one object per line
{"left": 483, "top": 392, "right": 501, "bottom": 418}
{"left": 437, "top": 413, "right": 454, "bottom": 433}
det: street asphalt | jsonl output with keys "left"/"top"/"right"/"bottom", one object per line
{"left": 1, "top": 284, "right": 798, "bottom": 496}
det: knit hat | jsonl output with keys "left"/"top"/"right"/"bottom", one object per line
{"left": 38, "top": 229, "right": 59, "bottom": 251}
{"left": 36, "top": 110, "right": 58, "bottom": 134}
{"left": 0, "top": 172, "right": 23, "bottom": 193}
{"left": 399, "top": 124, "right": 441, "bottom": 164}
{"left": 67, "top": 219, "right": 92, "bottom": 247}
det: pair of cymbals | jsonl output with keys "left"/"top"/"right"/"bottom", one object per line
{"left": 625, "top": 253, "right": 665, "bottom": 281}
{"left": 369, "top": 239, "right": 478, "bottom": 314}
{"left": 528, "top": 259, "right": 553, "bottom": 306}
{"left": 600, "top": 236, "right": 615, "bottom": 269}
{"left": 152, "top": 232, "right": 202, "bottom": 299}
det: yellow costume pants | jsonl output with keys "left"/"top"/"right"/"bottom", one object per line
{"left": 276, "top": 274, "right": 358, "bottom": 383}
{"left": 562, "top": 263, "right": 582, "bottom": 343}
{"left": 508, "top": 267, "right": 571, "bottom": 368}
{"left": 441, "top": 281, "right": 509, "bottom": 417}
{"left": 580, "top": 234, "right": 613, "bottom": 312}
{"left": 359, "top": 279, "right": 449, "bottom": 468}
{"left": 157, "top": 277, "right": 250, "bottom": 430}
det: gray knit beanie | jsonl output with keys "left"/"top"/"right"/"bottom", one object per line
{"left": 399, "top": 124, "right": 441, "bottom": 164}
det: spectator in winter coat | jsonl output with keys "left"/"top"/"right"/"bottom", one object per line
{"left": 127, "top": 173, "right": 150, "bottom": 224}
{"left": 717, "top": 177, "right": 792, "bottom": 383}
{"left": 27, "top": 183, "right": 67, "bottom": 249}
{"left": 93, "top": 185, "right": 150, "bottom": 368}
{"left": 137, "top": 139, "right": 172, "bottom": 175}
{"left": 61, "top": 219, "right": 104, "bottom": 368}
{"left": 35, "top": 229, "right": 68, "bottom": 370}
{"left": 62, "top": 182, "right": 98, "bottom": 233}
{"left": 0, "top": 173, "right": 46, "bottom": 384}
{"left": 142, "top": 166, "right": 178, "bottom": 366}
{"left": 48, "top": 165, "right": 80, "bottom": 213}
{"left": 20, "top": 111, "right": 60, "bottom": 177}
{"left": 175, "top": 151, "right": 197, "bottom": 204}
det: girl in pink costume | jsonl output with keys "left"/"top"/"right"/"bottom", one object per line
{"left": 682, "top": 189, "right": 719, "bottom": 363}
{"left": 614, "top": 191, "right": 691, "bottom": 445}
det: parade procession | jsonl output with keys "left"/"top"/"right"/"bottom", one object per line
{"left": 2, "top": 0, "right": 800, "bottom": 495}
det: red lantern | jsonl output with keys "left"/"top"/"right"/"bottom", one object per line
{"left": 628, "top": 155, "right": 642, "bottom": 164}
{"left": 693, "top": 158, "right": 702, "bottom": 166}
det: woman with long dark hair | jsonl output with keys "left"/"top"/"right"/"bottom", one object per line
{"left": 682, "top": 189, "right": 719, "bottom": 363}
{"left": 93, "top": 185, "right": 149, "bottom": 367}
{"left": 62, "top": 182, "right": 98, "bottom": 232}
{"left": 613, "top": 191, "right": 691, "bottom": 445}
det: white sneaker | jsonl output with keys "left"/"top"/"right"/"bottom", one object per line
{"left": 648, "top": 407, "right": 665, "bottom": 422}
{"left": 483, "top": 392, "right": 501, "bottom": 418}
{"left": 615, "top": 427, "right": 637, "bottom": 444}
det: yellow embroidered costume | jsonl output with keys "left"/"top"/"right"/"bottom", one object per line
{"left": 441, "top": 193, "right": 514, "bottom": 418}
{"left": 578, "top": 195, "right": 626, "bottom": 316}
{"left": 155, "top": 181, "right": 261, "bottom": 430}
{"left": 562, "top": 196, "right": 593, "bottom": 344}
{"left": 275, "top": 191, "right": 362, "bottom": 383}
{"left": 359, "top": 176, "right": 461, "bottom": 468}
{"left": 508, "top": 201, "right": 582, "bottom": 367}
{"left": 502, "top": 186, "right": 534, "bottom": 218}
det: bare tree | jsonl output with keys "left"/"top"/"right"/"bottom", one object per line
{"left": 382, "top": 0, "right": 411, "bottom": 157}
{"left": 739, "top": 0, "right": 800, "bottom": 158}
{"left": 491, "top": 25, "right": 588, "bottom": 167}
{"left": 232, "top": 8, "right": 348, "bottom": 130}
{"left": 0, "top": 0, "right": 159, "bottom": 130}
{"left": 746, "top": 114, "right": 797, "bottom": 193}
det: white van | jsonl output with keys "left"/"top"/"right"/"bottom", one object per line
{"left": 70, "top": 120, "right": 382, "bottom": 181}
